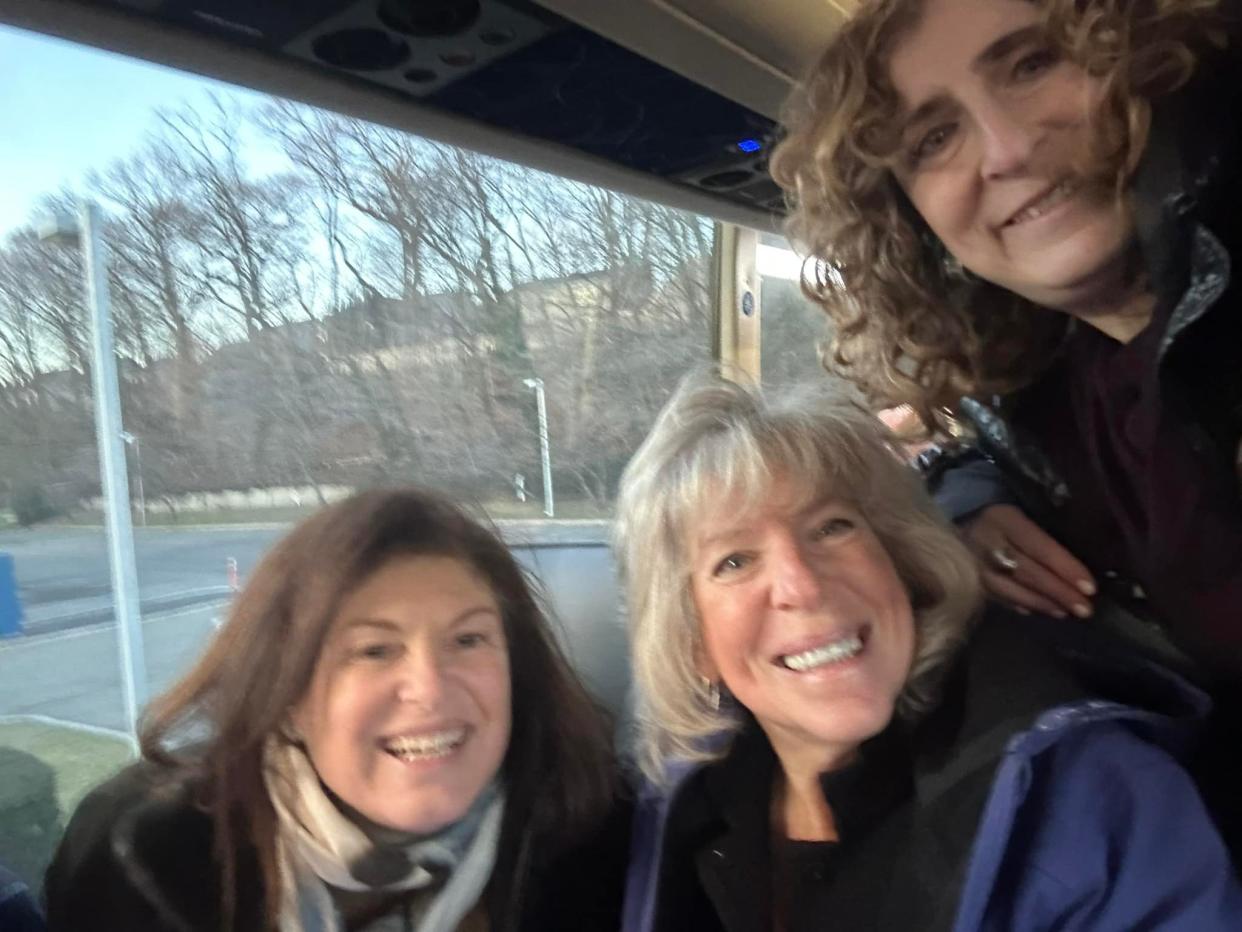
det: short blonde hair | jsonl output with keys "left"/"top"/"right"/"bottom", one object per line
{"left": 614, "top": 373, "right": 982, "bottom": 782}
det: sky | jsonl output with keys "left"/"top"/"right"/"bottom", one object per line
{"left": 0, "top": 22, "right": 803, "bottom": 279}
{"left": 0, "top": 23, "right": 283, "bottom": 237}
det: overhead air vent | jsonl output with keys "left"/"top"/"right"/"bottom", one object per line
{"left": 285, "top": 0, "right": 553, "bottom": 96}
{"left": 377, "top": 0, "right": 481, "bottom": 38}
{"left": 312, "top": 27, "right": 411, "bottom": 71}
{"left": 679, "top": 143, "right": 781, "bottom": 209}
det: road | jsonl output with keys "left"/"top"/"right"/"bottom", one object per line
{"left": 0, "top": 524, "right": 628, "bottom": 734}
{"left": 1, "top": 526, "right": 283, "bottom": 635}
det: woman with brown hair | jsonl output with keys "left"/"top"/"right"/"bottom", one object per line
{"left": 770, "top": 0, "right": 1242, "bottom": 675}
{"left": 43, "top": 488, "right": 627, "bottom": 931}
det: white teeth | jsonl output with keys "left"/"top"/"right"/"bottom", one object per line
{"left": 1008, "top": 180, "right": 1076, "bottom": 226}
{"left": 781, "top": 635, "right": 863, "bottom": 672}
{"left": 384, "top": 728, "right": 467, "bottom": 760}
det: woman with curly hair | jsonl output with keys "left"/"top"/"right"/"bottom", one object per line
{"left": 771, "top": 0, "right": 1242, "bottom": 677}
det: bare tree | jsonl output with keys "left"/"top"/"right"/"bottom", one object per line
{"left": 260, "top": 101, "right": 429, "bottom": 301}
{"left": 0, "top": 205, "right": 98, "bottom": 509}
{"left": 158, "top": 96, "right": 311, "bottom": 338}
{"left": 0, "top": 220, "right": 90, "bottom": 394}
{"left": 92, "top": 143, "right": 208, "bottom": 434}
{"left": 0, "top": 89, "right": 722, "bottom": 517}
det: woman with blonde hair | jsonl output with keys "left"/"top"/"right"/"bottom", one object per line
{"left": 770, "top": 0, "right": 1241, "bottom": 671}
{"left": 45, "top": 488, "right": 627, "bottom": 931}
{"left": 616, "top": 373, "right": 1239, "bottom": 931}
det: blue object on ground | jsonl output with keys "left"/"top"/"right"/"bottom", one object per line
{"left": 0, "top": 553, "right": 23, "bottom": 638}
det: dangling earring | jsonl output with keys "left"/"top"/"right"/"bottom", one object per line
{"left": 700, "top": 677, "right": 721, "bottom": 712}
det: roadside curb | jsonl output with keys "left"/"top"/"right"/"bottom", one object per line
{"left": 23, "top": 585, "right": 233, "bottom": 630}
{"left": 28, "top": 523, "right": 289, "bottom": 532}
{"left": 9, "top": 522, "right": 614, "bottom": 547}
{"left": 0, "top": 597, "right": 231, "bottom": 650}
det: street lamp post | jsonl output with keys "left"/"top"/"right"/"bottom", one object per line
{"left": 121, "top": 432, "right": 146, "bottom": 527}
{"left": 522, "top": 377, "right": 554, "bottom": 518}
{"left": 40, "top": 201, "right": 148, "bottom": 739}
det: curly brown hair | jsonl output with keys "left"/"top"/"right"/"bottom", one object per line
{"left": 770, "top": 0, "right": 1227, "bottom": 426}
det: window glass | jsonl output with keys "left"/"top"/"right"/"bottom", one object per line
{"left": 757, "top": 235, "right": 934, "bottom": 453}
{"left": 758, "top": 234, "right": 832, "bottom": 389}
{"left": 0, "top": 23, "right": 713, "bottom": 894}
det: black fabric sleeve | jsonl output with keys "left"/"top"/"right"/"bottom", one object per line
{"left": 43, "top": 770, "right": 190, "bottom": 932}
{"left": 918, "top": 445, "right": 1018, "bottom": 525}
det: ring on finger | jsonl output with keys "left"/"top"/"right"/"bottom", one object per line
{"left": 990, "top": 546, "right": 1019, "bottom": 574}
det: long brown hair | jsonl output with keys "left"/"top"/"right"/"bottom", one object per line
{"left": 770, "top": 0, "right": 1227, "bottom": 427}
{"left": 139, "top": 487, "right": 617, "bottom": 929}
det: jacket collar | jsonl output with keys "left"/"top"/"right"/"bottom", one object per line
{"left": 1132, "top": 38, "right": 1242, "bottom": 310}
{"left": 681, "top": 717, "right": 917, "bottom": 932}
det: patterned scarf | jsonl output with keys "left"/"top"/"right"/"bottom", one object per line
{"left": 263, "top": 736, "right": 504, "bottom": 932}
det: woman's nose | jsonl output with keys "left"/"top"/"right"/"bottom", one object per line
{"left": 977, "top": 105, "right": 1038, "bottom": 180}
{"left": 395, "top": 643, "right": 445, "bottom": 708}
{"left": 770, "top": 544, "right": 824, "bottom": 611}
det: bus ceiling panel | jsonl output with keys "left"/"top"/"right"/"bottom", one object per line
{"left": 535, "top": 0, "right": 853, "bottom": 120}
{"left": 285, "top": 0, "right": 557, "bottom": 98}
{"left": 0, "top": 0, "right": 782, "bottom": 228}
{"left": 430, "top": 30, "right": 774, "bottom": 179}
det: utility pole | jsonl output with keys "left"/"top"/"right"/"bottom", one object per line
{"left": 41, "top": 202, "right": 148, "bottom": 738}
{"left": 522, "top": 377, "right": 554, "bottom": 518}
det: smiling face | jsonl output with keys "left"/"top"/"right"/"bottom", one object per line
{"left": 888, "top": 0, "right": 1137, "bottom": 312}
{"left": 292, "top": 554, "right": 511, "bottom": 835}
{"left": 689, "top": 479, "right": 915, "bottom": 774}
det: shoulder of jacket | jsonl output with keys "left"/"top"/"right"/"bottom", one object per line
{"left": 1004, "top": 720, "right": 1209, "bottom": 890}
{"left": 59, "top": 761, "right": 220, "bottom": 894}
{"left": 962, "top": 721, "right": 1213, "bottom": 930}
{"left": 77, "top": 761, "right": 204, "bottom": 835}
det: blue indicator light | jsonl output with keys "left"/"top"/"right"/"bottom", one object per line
{"left": 737, "top": 138, "right": 763, "bottom": 154}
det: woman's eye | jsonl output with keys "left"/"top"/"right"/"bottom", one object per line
{"left": 1012, "top": 47, "right": 1059, "bottom": 80}
{"left": 454, "top": 632, "right": 487, "bottom": 649}
{"left": 909, "top": 123, "right": 956, "bottom": 165}
{"left": 353, "top": 642, "right": 398, "bottom": 662}
{"left": 815, "top": 517, "right": 855, "bottom": 538}
{"left": 712, "top": 553, "right": 749, "bottom": 577}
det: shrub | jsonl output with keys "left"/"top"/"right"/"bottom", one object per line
{"left": 11, "top": 484, "right": 57, "bottom": 528}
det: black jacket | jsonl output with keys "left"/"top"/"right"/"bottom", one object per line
{"left": 626, "top": 612, "right": 1223, "bottom": 932}
{"left": 43, "top": 763, "right": 630, "bottom": 932}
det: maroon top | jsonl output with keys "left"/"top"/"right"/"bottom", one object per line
{"left": 1020, "top": 315, "right": 1242, "bottom": 671}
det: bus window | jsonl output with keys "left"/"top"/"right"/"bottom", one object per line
{"left": 0, "top": 22, "right": 714, "bottom": 892}
{"left": 757, "top": 233, "right": 832, "bottom": 391}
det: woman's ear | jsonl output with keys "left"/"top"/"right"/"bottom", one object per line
{"left": 694, "top": 630, "right": 723, "bottom": 712}
{"left": 283, "top": 704, "right": 307, "bottom": 745}
{"left": 693, "top": 639, "right": 719, "bottom": 682}
{"left": 686, "top": 590, "right": 718, "bottom": 681}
